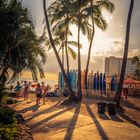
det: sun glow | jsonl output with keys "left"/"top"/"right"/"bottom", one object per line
{"left": 68, "top": 12, "right": 114, "bottom": 57}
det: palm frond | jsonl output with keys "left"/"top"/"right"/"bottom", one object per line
{"left": 67, "top": 41, "right": 82, "bottom": 48}
{"left": 68, "top": 46, "right": 77, "bottom": 60}
{"left": 94, "top": 15, "right": 107, "bottom": 30}
{"left": 96, "top": 0, "right": 115, "bottom": 13}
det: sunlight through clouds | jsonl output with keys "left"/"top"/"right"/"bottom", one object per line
{"left": 21, "top": 0, "right": 140, "bottom": 73}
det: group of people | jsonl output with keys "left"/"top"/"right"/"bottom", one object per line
{"left": 13, "top": 81, "right": 29, "bottom": 100}
{"left": 13, "top": 81, "right": 50, "bottom": 105}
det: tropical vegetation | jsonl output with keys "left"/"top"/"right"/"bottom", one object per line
{"left": 43, "top": 0, "right": 115, "bottom": 102}
{"left": 0, "top": 106, "right": 18, "bottom": 140}
{"left": 0, "top": 0, "right": 47, "bottom": 86}
{"left": 43, "top": 0, "right": 76, "bottom": 101}
{"left": 0, "top": 0, "right": 47, "bottom": 139}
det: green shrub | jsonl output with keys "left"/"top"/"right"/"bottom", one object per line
{"left": 0, "top": 107, "right": 16, "bottom": 124}
{"left": 0, "top": 118, "right": 18, "bottom": 140}
{"left": 0, "top": 107, "right": 18, "bottom": 140}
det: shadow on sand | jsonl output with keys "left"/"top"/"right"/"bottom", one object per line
{"left": 18, "top": 105, "right": 39, "bottom": 113}
{"left": 26, "top": 101, "right": 61, "bottom": 122}
{"left": 118, "top": 113, "right": 140, "bottom": 128}
{"left": 64, "top": 104, "right": 81, "bottom": 140}
{"left": 121, "top": 99, "right": 140, "bottom": 112}
{"left": 30, "top": 106, "right": 74, "bottom": 129}
{"left": 86, "top": 104, "right": 109, "bottom": 140}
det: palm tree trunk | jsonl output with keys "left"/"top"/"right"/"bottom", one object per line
{"left": 43, "top": 0, "right": 76, "bottom": 100}
{"left": 65, "top": 46, "right": 69, "bottom": 74}
{"left": 65, "top": 15, "right": 70, "bottom": 74}
{"left": 62, "top": 44, "right": 64, "bottom": 66}
{"left": 113, "top": 0, "right": 134, "bottom": 107}
{"left": 84, "top": 0, "right": 95, "bottom": 89}
{"left": 77, "top": 0, "right": 82, "bottom": 102}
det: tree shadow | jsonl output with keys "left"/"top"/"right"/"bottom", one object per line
{"left": 18, "top": 105, "right": 39, "bottom": 113}
{"left": 64, "top": 104, "right": 81, "bottom": 140}
{"left": 121, "top": 99, "right": 140, "bottom": 112}
{"left": 33, "top": 119, "right": 72, "bottom": 133}
{"left": 30, "top": 106, "right": 74, "bottom": 129}
{"left": 118, "top": 113, "right": 140, "bottom": 128}
{"left": 26, "top": 101, "right": 61, "bottom": 122}
{"left": 86, "top": 104, "right": 109, "bottom": 140}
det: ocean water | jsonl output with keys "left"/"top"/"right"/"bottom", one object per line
{"left": 19, "top": 77, "right": 58, "bottom": 88}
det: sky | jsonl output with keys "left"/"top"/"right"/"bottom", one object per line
{"left": 22, "top": 0, "right": 140, "bottom": 74}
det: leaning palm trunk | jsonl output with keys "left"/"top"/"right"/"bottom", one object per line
{"left": 113, "top": 0, "right": 134, "bottom": 107}
{"left": 84, "top": 0, "right": 95, "bottom": 89}
{"left": 43, "top": 0, "right": 76, "bottom": 100}
{"left": 77, "top": 0, "right": 82, "bottom": 102}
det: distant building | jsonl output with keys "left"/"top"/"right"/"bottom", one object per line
{"left": 105, "top": 56, "right": 136, "bottom": 76}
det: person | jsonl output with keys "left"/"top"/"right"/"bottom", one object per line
{"left": 54, "top": 85, "right": 59, "bottom": 97}
{"left": 22, "top": 81, "right": 28, "bottom": 88}
{"left": 41, "top": 82, "right": 47, "bottom": 104}
{"left": 15, "top": 81, "right": 22, "bottom": 99}
{"left": 35, "top": 83, "right": 42, "bottom": 105}
{"left": 22, "top": 81, "right": 29, "bottom": 100}
{"left": 23, "top": 84, "right": 29, "bottom": 100}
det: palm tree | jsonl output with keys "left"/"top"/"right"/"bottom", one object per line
{"left": 43, "top": 0, "right": 76, "bottom": 101}
{"left": 59, "top": 0, "right": 92, "bottom": 101}
{"left": 114, "top": 0, "right": 134, "bottom": 107}
{"left": 46, "top": 25, "right": 79, "bottom": 69}
{"left": 84, "top": 0, "right": 115, "bottom": 89}
{"left": 0, "top": 0, "right": 47, "bottom": 82}
{"left": 77, "top": 0, "right": 82, "bottom": 101}
{"left": 47, "top": 0, "right": 92, "bottom": 102}
{"left": 47, "top": 0, "right": 90, "bottom": 102}
{"left": 48, "top": 0, "right": 74, "bottom": 74}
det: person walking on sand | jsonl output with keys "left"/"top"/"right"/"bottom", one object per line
{"left": 36, "top": 83, "right": 42, "bottom": 105}
{"left": 41, "top": 82, "right": 47, "bottom": 104}
{"left": 22, "top": 81, "right": 29, "bottom": 100}
{"left": 15, "top": 81, "right": 22, "bottom": 99}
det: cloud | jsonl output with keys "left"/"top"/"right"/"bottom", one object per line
{"left": 113, "top": 40, "right": 124, "bottom": 45}
{"left": 44, "top": 54, "right": 105, "bottom": 74}
{"left": 128, "top": 48, "right": 140, "bottom": 57}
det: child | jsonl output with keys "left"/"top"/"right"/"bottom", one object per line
{"left": 36, "top": 83, "right": 42, "bottom": 105}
